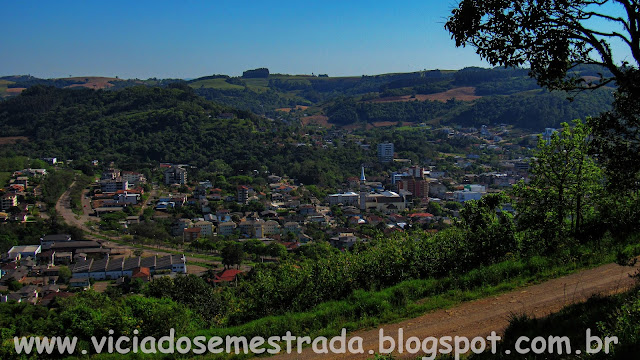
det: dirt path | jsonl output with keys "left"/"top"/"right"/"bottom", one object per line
{"left": 54, "top": 182, "right": 222, "bottom": 270}
{"left": 269, "top": 262, "right": 638, "bottom": 359}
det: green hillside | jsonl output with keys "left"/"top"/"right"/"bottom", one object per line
{"left": 0, "top": 66, "right": 616, "bottom": 130}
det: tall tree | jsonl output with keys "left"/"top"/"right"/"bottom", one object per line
{"left": 512, "top": 121, "right": 603, "bottom": 252}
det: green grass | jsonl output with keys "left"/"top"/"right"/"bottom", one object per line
{"left": 189, "top": 78, "right": 245, "bottom": 90}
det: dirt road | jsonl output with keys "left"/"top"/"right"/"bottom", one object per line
{"left": 269, "top": 261, "right": 638, "bottom": 359}
{"left": 54, "top": 182, "right": 222, "bottom": 271}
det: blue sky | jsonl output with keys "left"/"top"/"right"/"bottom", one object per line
{"left": 0, "top": 1, "right": 630, "bottom": 79}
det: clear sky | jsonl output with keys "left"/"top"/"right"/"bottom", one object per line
{"left": 0, "top": 0, "right": 630, "bottom": 79}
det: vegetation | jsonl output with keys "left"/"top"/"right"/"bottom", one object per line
{"left": 445, "top": 0, "right": 640, "bottom": 189}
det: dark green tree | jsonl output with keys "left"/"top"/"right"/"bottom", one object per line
{"left": 221, "top": 242, "right": 245, "bottom": 269}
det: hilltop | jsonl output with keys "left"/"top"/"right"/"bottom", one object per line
{"left": 1, "top": 65, "right": 615, "bottom": 130}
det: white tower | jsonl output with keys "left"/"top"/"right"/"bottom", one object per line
{"left": 359, "top": 166, "right": 367, "bottom": 211}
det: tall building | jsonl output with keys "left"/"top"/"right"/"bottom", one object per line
{"left": 542, "top": 128, "right": 557, "bottom": 145}
{"left": 377, "top": 142, "right": 394, "bottom": 163}
{"left": 397, "top": 178, "right": 429, "bottom": 199}
{"left": 164, "top": 166, "right": 187, "bottom": 185}
{"left": 237, "top": 185, "right": 249, "bottom": 204}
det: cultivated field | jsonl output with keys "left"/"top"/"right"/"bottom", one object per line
{"left": 65, "top": 76, "right": 119, "bottom": 89}
{"left": 0, "top": 136, "right": 29, "bottom": 145}
{"left": 301, "top": 114, "right": 331, "bottom": 127}
{"left": 369, "top": 86, "right": 481, "bottom": 103}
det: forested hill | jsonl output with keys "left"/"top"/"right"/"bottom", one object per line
{"left": 0, "top": 84, "right": 376, "bottom": 186}
{"left": 0, "top": 84, "right": 275, "bottom": 170}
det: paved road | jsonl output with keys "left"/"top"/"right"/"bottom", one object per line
{"left": 268, "top": 261, "right": 638, "bottom": 359}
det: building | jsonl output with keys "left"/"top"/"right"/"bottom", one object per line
{"left": 121, "top": 171, "right": 146, "bottom": 185}
{"left": 71, "top": 254, "right": 187, "bottom": 279}
{"left": 100, "top": 179, "right": 128, "bottom": 193}
{"left": 542, "top": 128, "right": 557, "bottom": 144}
{"left": 114, "top": 192, "right": 140, "bottom": 205}
{"left": 7, "top": 245, "right": 42, "bottom": 260}
{"left": 397, "top": 177, "right": 429, "bottom": 199}
{"left": 454, "top": 191, "right": 483, "bottom": 202}
{"left": 101, "top": 168, "right": 121, "bottom": 180}
{"left": 42, "top": 157, "right": 57, "bottom": 165}
{"left": 283, "top": 222, "right": 301, "bottom": 235}
{"left": 14, "top": 177, "right": 29, "bottom": 188}
{"left": 164, "top": 166, "right": 187, "bottom": 185}
{"left": 377, "top": 142, "right": 394, "bottom": 163}
{"left": 217, "top": 222, "right": 237, "bottom": 236}
{"left": 237, "top": 185, "right": 249, "bottom": 204}
{"left": 194, "top": 221, "right": 214, "bottom": 236}
{"left": 40, "top": 234, "right": 72, "bottom": 248}
{"left": 327, "top": 192, "right": 360, "bottom": 206}
{"left": 263, "top": 220, "right": 280, "bottom": 235}
{"left": 362, "top": 191, "right": 408, "bottom": 213}
{"left": 1, "top": 193, "right": 18, "bottom": 210}
{"left": 171, "top": 219, "right": 193, "bottom": 236}
{"left": 330, "top": 233, "right": 358, "bottom": 249}
{"left": 239, "top": 219, "right": 265, "bottom": 238}
{"left": 183, "top": 227, "right": 201, "bottom": 241}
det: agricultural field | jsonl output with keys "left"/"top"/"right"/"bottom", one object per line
{"left": 0, "top": 80, "right": 15, "bottom": 98}
{"left": 64, "top": 76, "right": 120, "bottom": 89}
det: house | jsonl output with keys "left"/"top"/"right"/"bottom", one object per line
{"left": 213, "top": 269, "right": 243, "bottom": 284}
{"left": 17, "top": 285, "right": 39, "bottom": 301}
{"left": 131, "top": 267, "right": 151, "bottom": 282}
{"left": 1, "top": 293, "right": 24, "bottom": 303}
{"left": 41, "top": 284, "right": 60, "bottom": 295}
{"left": 39, "top": 291, "right": 73, "bottom": 306}
{"left": 330, "top": 233, "right": 358, "bottom": 249}
{"left": 299, "top": 204, "right": 316, "bottom": 216}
